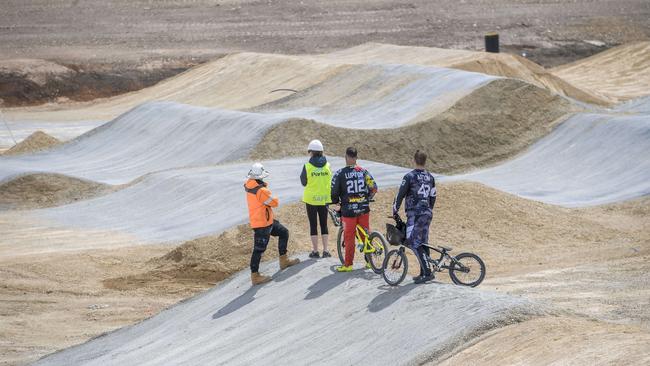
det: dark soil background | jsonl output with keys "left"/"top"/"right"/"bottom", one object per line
{"left": 1, "top": 0, "right": 648, "bottom": 106}
{"left": 0, "top": 62, "right": 195, "bottom": 107}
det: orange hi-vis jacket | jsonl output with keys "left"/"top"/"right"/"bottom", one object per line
{"left": 245, "top": 179, "right": 279, "bottom": 228}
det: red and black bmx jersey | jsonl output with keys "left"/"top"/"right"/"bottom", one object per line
{"left": 330, "top": 165, "right": 378, "bottom": 217}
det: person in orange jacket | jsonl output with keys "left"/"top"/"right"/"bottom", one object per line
{"left": 245, "top": 162, "right": 299, "bottom": 285}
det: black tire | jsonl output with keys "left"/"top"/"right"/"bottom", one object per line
{"left": 336, "top": 227, "right": 345, "bottom": 265}
{"left": 366, "top": 231, "right": 388, "bottom": 274}
{"left": 449, "top": 252, "right": 486, "bottom": 287}
{"left": 382, "top": 249, "right": 408, "bottom": 286}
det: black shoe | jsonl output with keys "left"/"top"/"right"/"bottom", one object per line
{"left": 414, "top": 272, "right": 434, "bottom": 284}
{"left": 308, "top": 251, "right": 320, "bottom": 259}
{"left": 321, "top": 251, "right": 332, "bottom": 258}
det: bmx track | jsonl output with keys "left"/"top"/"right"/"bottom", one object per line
{"left": 32, "top": 256, "right": 538, "bottom": 366}
{"left": 0, "top": 42, "right": 649, "bottom": 365}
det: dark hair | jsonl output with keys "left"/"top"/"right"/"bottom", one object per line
{"left": 345, "top": 147, "right": 358, "bottom": 158}
{"left": 414, "top": 150, "right": 427, "bottom": 166}
{"left": 309, "top": 150, "right": 323, "bottom": 157}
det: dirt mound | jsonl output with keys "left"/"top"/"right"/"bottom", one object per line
{"left": 104, "top": 225, "right": 255, "bottom": 290}
{"left": 107, "top": 180, "right": 649, "bottom": 289}
{"left": 452, "top": 54, "right": 611, "bottom": 106}
{"left": 551, "top": 41, "right": 650, "bottom": 103}
{"left": 435, "top": 316, "right": 650, "bottom": 365}
{"left": 0, "top": 173, "right": 113, "bottom": 210}
{"left": 251, "top": 78, "right": 576, "bottom": 174}
{"left": 327, "top": 42, "right": 611, "bottom": 106}
{"left": 2, "top": 130, "right": 61, "bottom": 156}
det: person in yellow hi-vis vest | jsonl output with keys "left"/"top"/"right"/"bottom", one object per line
{"left": 300, "top": 139, "right": 332, "bottom": 259}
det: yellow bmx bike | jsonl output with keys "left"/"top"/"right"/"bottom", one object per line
{"left": 327, "top": 205, "right": 388, "bottom": 274}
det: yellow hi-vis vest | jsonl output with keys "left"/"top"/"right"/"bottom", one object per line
{"left": 302, "top": 162, "right": 332, "bottom": 205}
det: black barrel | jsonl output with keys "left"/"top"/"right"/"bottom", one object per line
{"left": 485, "top": 32, "right": 499, "bottom": 53}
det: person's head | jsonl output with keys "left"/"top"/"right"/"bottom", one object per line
{"left": 247, "top": 162, "right": 270, "bottom": 181}
{"left": 414, "top": 150, "right": 427, "bottom": 169}
{"left": 345, "top": 146, "right": 358, "bottom": 166}
{"left": 307, "top": 139, "right": 324, "bottom": 157}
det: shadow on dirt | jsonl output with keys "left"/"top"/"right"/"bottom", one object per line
{"left": 368, "top": 282, "right": 421, "bottom": 313}
{"left": 212, "top": 259, "right": 316, "bottom": 320}
{"left": 273, "top": 258, "right": 317, "bottom": 282}
{"left": 304, "top": 265, "right": 375, "bottom": 300}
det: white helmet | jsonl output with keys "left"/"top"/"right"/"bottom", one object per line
{"left": 247, "top": 162, "right": 270, "bottom": 179}
{"left": 307, "top": 139, "right": 324, "bottom": 152}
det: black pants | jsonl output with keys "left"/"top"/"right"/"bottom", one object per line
{"left": 250, "top": 220, "right": 289, "bottom": 273}
{"left": 415, "top": 246, "right": 432, "bottom": 276}
{"left": 305, "top": 204, "right": 328, "bottom": 236}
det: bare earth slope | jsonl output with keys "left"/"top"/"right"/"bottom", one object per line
{"left": 435, "top": 316, "right": 650, "bottom": 365}
{"left": 327, "top": 43, "right": 612, "bottom": 105}
{"left": 552, "top": 41, "right": 650, "bottom": 103}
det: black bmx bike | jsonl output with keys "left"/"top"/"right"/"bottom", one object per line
{"left": 382, "top": 216, "right": 486, "bottom": 287}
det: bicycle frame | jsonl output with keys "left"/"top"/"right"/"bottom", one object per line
{"left": 328, "top": 206, "right": 379, "bottom": 254}
{"left": 355, "top": 225, "right": 379, "bottom": 254}
{"left": 424, "top": 245, "right": 469, "bottom": 273}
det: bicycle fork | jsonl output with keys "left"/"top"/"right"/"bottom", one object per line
{"left": 388, "top": 246, "right": 406, "bottom": 270}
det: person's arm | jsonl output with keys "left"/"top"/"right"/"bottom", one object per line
{"left": 393, "top": 174, "right": 410, "bottom": 215}
{"left": 259, "top": 186, "right": 279, "bottom": 208}
{"left": 429, "top": 176, "right": 437, "bottom": 209}
{"left": 330, "top": 170, "right": 341, "bottom": 204}
{"left": 365, "top": 170, "right": 378, "bottom": 199}
{"left": 300, "top": 165, "right": 307, "bottom": 187}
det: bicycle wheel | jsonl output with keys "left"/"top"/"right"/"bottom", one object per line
{"left": 365, "top": 231, "right": 388, "bottom": 274}
{"left": 336, "top": 227, "right": 345, "bottom": 265}
{"left": 449, "top": 252, "right": 486, "bottom": 287}
{"left": 382, "top": 249, "right": 408, "bottom": 286}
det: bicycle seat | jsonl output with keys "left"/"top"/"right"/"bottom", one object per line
{"left": 439, "top": 245, "right": 453, "bottom": 252}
